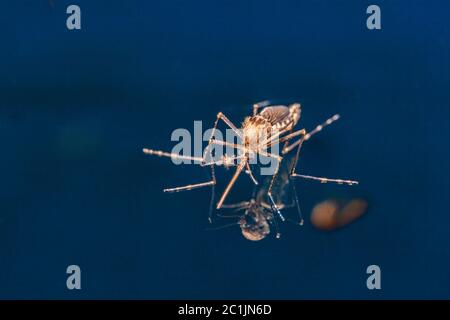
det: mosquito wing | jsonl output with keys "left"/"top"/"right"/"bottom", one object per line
{"left": 259, "top": 106, "right": 290, "bottom": 126}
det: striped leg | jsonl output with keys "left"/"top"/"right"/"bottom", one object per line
{"left": 289, "top": 114, "right": 359, "bottom": 186}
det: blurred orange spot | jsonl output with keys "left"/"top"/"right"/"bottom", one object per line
{"left": 311, "top": 199, "right": 368, "bottom": 231}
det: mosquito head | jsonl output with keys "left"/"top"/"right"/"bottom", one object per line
{"left": 239, "top": 208, "right": 270, "bottom": 241}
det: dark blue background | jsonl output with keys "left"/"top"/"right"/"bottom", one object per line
{"left": 1, "top": 0, "right": 449, "bottom": 299}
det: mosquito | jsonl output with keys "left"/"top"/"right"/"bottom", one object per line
{"left": 143, "top": 100, "right": 358, "bottom": 222}
{"left": 215, "top": 157, "right": 301, "bottom": 240}
{"left": 215, "top": 190, "right": 277, "bottom": 241}
{"left": 215, "top": 186, "right": 296, "bottom": 241}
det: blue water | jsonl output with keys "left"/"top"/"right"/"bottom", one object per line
{"left": 1, "top": 0, "right": 449, "bottom": 299}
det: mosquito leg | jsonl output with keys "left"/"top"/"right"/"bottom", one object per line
{"left": 206, "top": 222, "right": 240, "bottom": 231}
{"left": 202, "top": 154, "right": 245, "bottom": 167}
{"left": 282, "top": 135, "right": 306, "bottom": 155}
{"left": 253, "top": 100, "right": 271, "bottom": 115}
{"left": 288, "top": 114, "right": 341, "bottom": 174}
{"left": 276, "top": 128, "right": 303, "bottom": 146}
{"left": 279, "top": 129, "right": 306, "bottom": 153}
{"left": 216, "top": 212, "right": 244, "bottom": 219}
{"left": 163, "top": 180, "right": 216, "bottom": 193}
{"left": 202, "top": 112, "right": 243, "bottom": 166}
{"left": 157, "top": 144, "right": 218, "bottom": 194}
{"left": 270, "top": 211, "right": 282, "bottom": 239}
{"left": 288, "top": 137, "right": 305, "bottom": 176}
{"left": 280, "top": 129, "right": 306, "bottom": 225}
{"left": 209, "top": 139, "right": 245, "bottom": 151}
{"left": 291, "top": 174, "right": 359, "bottom": 186}
{"left": 217, "top": 112, "right": 243, "bottom": 139}
{"left": 202, "top": 114, "right": 223, "bottom": 165}
{"left": 304, "top": 114, "right": 340, "bottom": 141}
{"left": 201, "top": 112, "right": 244, "bottom": 222}
{"left": 282, "top": 135, "right": 301, "bottom": 216}
{"left": 279, "top": 130, "right": 304, "bottom": 226}
{"left": 245, "top": 162, "right": 259, "bottom": 185}
{"left": 289, "top": 176, "right": 304, "bottom": 225}
{"left": 258, "top": 149, "right": 282, "bottom": 161}
{"left": 144, "top": 147, "right": 217, "bottom": 219}
{"left": 202, "top": 139, "right": 259, "bottom": 182}
{"left": 279, "top": 128, "right": 293, "bottom": 153}
{"left": 216, "top": 158, "right": 247, "bottom": 209}
{"left": 261, "top": 126, "right": 292, "bottom": 148}
{"left": 143, "top": 148, "right": 203, "bottom": 163}
{"left": 208, "top": 164, "right": 216, "bottom": 223}
{"left": 204, "top": 152, "right": 251, "bottom": 223}
{"left": 217, "top": 201, "right": 250, "bottom": 219}
{"left": 220, "top": 201, "right": 250, "bottom": 209}
{"left": 267, "top": 157, "right": 285, "bottom": 222}
{"left": 202, "top": 139, "right": 246, "bottom": 166}
{"left": 283, "top": 114, "right": 340, "bottom": 155}
{"left": 279, "top": 128, "right": 307, "bottom": 156}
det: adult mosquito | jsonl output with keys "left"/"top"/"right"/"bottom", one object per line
{"left": 143, "top": 100, "right": 358, "bottom": 222}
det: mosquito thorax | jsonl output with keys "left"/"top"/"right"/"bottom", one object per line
{"left": 242, "top": 116, "right": 272, "bottom": 148}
